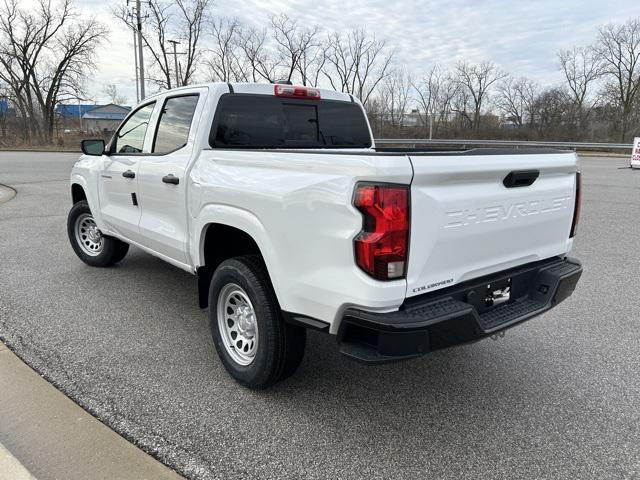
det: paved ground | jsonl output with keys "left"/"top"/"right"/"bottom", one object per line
{"left": 0, "top": 151, "right": 639, "bottom": 479}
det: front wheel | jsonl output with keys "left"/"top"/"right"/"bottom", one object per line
{"left": 67, "top": 200, "right": 129, "bottom": 267}
{"left": 209, "top": 255, "right": 306, "bottom": 389}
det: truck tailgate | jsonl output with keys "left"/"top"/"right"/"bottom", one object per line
{"left": 406, "top": 151, "right": 578, "bottom": 298}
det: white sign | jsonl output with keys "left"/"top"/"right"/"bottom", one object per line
{"left": 632, "top": 137, "right": 640, "bottom": 169}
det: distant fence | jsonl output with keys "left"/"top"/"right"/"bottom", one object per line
{"left": 374, "top": 138, "right": 633, "bottom": 152}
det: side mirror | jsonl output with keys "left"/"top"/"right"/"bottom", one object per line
{"left": 81, "top": 139, "right": 106, "bottom": 156}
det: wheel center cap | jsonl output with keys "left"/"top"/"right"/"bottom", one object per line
{"left": 236, "top": 308, "right": 255, "bottom": 338}
{"left": 87, "top": 226, "right": 101, "bottom": 242}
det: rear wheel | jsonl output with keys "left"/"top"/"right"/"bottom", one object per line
{"left": 67, "top": 200, "right": 129, "bottom": 267}
{"left": 209, "top": 255, "right": 306, "bottom": 388}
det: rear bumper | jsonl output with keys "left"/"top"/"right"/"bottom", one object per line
{"left": 337, "top": 256, "right": 582, "bottom": 364}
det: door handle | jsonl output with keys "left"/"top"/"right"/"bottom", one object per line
{"left": 162, "top": 174, "right": 179, "bottom": 185}
{"left": 122, "top": 170, "right": 135, "bottom": 179}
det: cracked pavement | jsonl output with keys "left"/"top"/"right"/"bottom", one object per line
{"left": 0, "top": 151, "right": 639, "bottom": 479}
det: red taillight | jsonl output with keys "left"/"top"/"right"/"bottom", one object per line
{"left": 570, "top": 171, "right": 581, "bottom": 238}
{"left": 353, "top": 183, "right": 410, "bottom": 280}
{"left": 274, "top": 84, "right": 321, "bottom": 100}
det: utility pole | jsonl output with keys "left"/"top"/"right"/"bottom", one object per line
{"left": 133, "top": 27, "right": 140, "bottom": 103}
{"left": 168, "top": 40, "right": 180, "bottom": 88}
{"left": 429, "top": 113, "right": 433, "bottom": 139}
{"left": 136, "top": 0, "right": 145, "bottom": 99}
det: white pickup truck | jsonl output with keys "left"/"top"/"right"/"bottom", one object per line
{"left": 69, "top": 82, "right": 582, "bottom": 388}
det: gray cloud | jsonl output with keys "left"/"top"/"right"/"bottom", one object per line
{"left": 78, "top": 0, "right": 638, "bottom": 103}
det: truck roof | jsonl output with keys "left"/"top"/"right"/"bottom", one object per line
{"left": 144, "top": 82, "right": 357, "bottom": 104}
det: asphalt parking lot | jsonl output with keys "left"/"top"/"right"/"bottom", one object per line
{"left": 0, "top": 151, "right": 639, "bottom": 479}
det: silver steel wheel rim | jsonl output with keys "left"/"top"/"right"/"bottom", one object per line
{"left": 217, "top": 284, "right": 259, "bottom": 366}
{"left": 74, "top": 213, "right": 104, "bottom": 256}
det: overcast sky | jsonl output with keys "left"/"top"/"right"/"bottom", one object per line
{"left": 80, "top": 0, "right": 639, "bottom": 105}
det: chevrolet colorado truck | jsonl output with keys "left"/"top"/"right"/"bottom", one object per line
{"left": 68, "top": 82, "right": 583, "bottom": 388}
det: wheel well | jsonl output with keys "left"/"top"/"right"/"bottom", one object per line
{"left": 198, "top": 224, "right": 263, "bottom": 308}
{"left": 71, "top": 184, "right": 87, "bottom": 204}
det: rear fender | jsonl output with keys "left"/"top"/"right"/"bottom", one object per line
{"left": 192, "top": 204, "right": 283, "bottom": 304}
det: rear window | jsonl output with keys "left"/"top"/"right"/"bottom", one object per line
{"left": 210, "top": 94, "right": 372, "bottom": 149}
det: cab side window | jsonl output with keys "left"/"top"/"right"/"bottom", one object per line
{"left": 113, "top": 102, "right": 156, "bottom": 154}
{"left": 152, "top": 95, "right": 199, "bottom": 154}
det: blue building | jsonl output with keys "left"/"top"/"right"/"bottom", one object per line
{"left": 56, "top": 103, "right": 131, "bottom": 132}
{"left": 56, "top": 104, "right": 98, "bottom": 118}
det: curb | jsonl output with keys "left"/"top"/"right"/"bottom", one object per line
{"left": 0, "top": 442, "right": 37, "bottom": 480}
{"left": 0, "top": 344, "right": 183, "bottom": 480}
{"left": 0, "top": 184, "right": 16, "bottom": 205}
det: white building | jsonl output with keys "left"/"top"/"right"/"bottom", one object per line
{"left": 82, "top": 104, "right": 131, "bottom": 133}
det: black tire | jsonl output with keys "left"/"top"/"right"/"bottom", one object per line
{"left": 209, "top": 255, "right": 306, "bottom": 389}
{"left": 112, "top": 241, "right": 130, "bottom": 264}
{"left": 67, "top": 200, "right": 129, "bottom": 267}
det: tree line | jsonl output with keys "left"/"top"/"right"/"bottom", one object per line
{"left": 0, "top": 0, "right": 106, "bottom": 143}
{"left": 1, "top": 0, "right": 639, "bottom": 145}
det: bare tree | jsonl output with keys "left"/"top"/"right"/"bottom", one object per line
{"left": 495, "top": 77, "right": 525, "bottom": 126}
{"left": 496, "top": 76, "right": 539, "bottom": 127}
{"left": 324, "top": 29, "right": 394, "bottom": 106}
{"left": 596, "top": 18, "right": 640, "bottom": 141}
{"left": 0, "top": 0, "right": 107, "bottom": 143}
{"left": 362, "top": 96, "right": 384, "bottom": 133}
{"left": 558, "top": 46, "right": 603, "bottom": 131}
{"left": 267, "top": 14, "right": 324, "bottom": 85}
{"left": 175, "top": 0, "right": 210, "bottom": 85}
{"left": 412, "top": 65, "right": 440, "bottom": 136}
{"left": 294, "top": 24, "right": 325, "bottom": 87}
{"left": 269, "top": 14, "right": 300, "bottom": 82}
{"left": 533, "top": 87, "right": 571, "bottom": 137}
{"left": 379, "top": 69, "right": 411, "bottom": 132}
{"left": 103, "top": 83, "right": 127, "bottom": 105}
{"left": 450, "top": 83, "right": 473, "bottom": 131}
{"left": 519, "top": 78, "right": 540, "bottom": 128}
{"left": 115, "top": 0, "right": 210, "bottom": 90}
{"left": 434, "top": 75, "right": 459, "bottom": 135}
{"left": 412, "top": 65, "right": 458, "bottom": 138}
{"left": 207, "top": 17, "right": 248, "bottom": 82}
{"left": 238, "top": 26, "right": 279, "bottom": 83}
{"left": 455, "top": 61, "right": 507, "bottom": 131}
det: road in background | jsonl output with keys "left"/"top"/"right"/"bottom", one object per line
{"left": 0, "top": 152, "right": 639, "bottom": 479}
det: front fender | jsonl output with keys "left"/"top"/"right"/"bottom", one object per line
{"left": 70, "top": 171, "right": 107, "bottom": 231}
{"left": 70, "top": 154, "right": 109, "bottom": 231}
